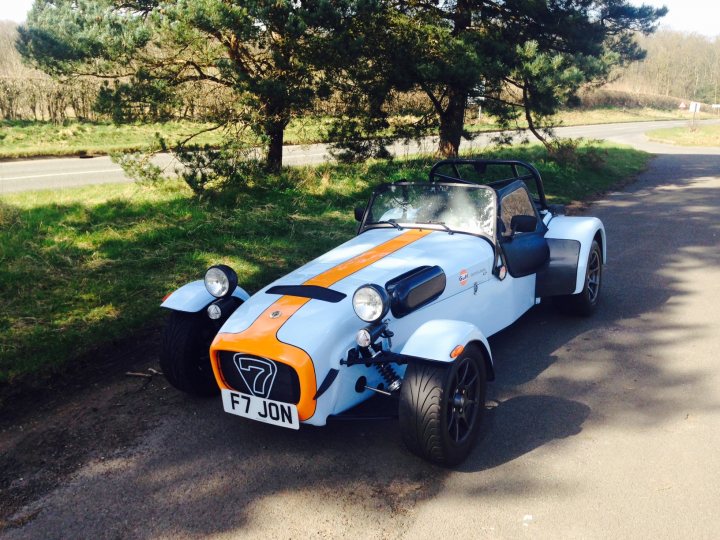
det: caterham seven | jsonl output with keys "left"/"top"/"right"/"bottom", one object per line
{"left": 160, "top": 159, "right": 605, "bottom": 465}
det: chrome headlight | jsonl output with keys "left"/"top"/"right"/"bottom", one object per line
{"left": 204, "top": 265, "right": 238, "bottom": 298}
{"left": 352, "top": 284, "right": 390, "bottom": 323}
{"left": 356, "top": 327, "right": 373, "bottom": 348}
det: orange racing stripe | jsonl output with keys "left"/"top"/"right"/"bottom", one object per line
{"left": 210, "top": 228, "right": 433, "bottom": 421}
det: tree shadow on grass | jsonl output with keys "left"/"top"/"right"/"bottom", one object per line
{"left": 0, "top": 193, "right": 356, "bottom": 385}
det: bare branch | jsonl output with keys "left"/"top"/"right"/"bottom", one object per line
{"left": 419, "top": 81, "right": 447, "bottom": 115}
{"left": 175, "top": 121, "right": 229, "bottom": 148}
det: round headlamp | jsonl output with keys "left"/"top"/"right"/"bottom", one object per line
{"left": 352, "top": 284, "right": 390, "bottom": 323}
{"left": 204, "top": 264, "right": 238, "bottom": 298}
{"left": 207, "top": 303, "right": 222, "bottom": 320}
{"left": 356, "top": 328, "right": 373, "bottom": 348}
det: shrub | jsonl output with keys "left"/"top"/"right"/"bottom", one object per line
{"left": 576, "top": 88, "right": 686, "bottom": 111}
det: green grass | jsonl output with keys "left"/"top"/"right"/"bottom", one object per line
{"left": 463, "top": 107, "right": 712, "bottom": 135}
{"left": 646, "top": 124, "right": 720, "bottom": 147}
{"left": 0, "top": 107, "right": 704, "bottom": 160}
{"left": 0, "top": 143, "right": 650, "bottom": 384}
{"left": 548, "top": 107, "right": 714, "bottom": 126}
{"left": 0, "top": 118, "right": 333, "bottom": 160}
{"left": 0, "top": 120, "right": 223, "bottom": 159}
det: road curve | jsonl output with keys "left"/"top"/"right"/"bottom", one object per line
{"left": 2, "top": 119, "right": 719, "bottom": 194}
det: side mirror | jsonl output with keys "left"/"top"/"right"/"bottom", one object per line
{"left": 354, "top": 206, "right": 365, "bottom": 222}
{"left": 510, "top": 215, "right": 537, "bottom": 234}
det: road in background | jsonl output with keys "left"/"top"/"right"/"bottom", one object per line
{"left": 2, "top": 119, "right": 719, "bottom": 194}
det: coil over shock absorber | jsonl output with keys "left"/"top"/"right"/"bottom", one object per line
{"left": 376, "top": 363, "right": 401, "bottom": 392}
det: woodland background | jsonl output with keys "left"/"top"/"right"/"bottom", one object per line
{"left": 3, "top": 20, "right": 719, "bottom": 124}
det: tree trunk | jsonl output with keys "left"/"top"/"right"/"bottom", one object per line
{"left": 436, "top": 0, "right": 471, "bottom": 157}
{"left": 265, "top": 120, "right": 285, "bottom": 172}
{"left": 522, "top": 83, "right": 550, "bottom": 150}
{"left": 437, "top": 88, "right": 467, "bottom": 157}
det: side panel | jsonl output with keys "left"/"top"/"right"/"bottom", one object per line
{"left": 535, "top": 238, "right": 581, "bottom": 297}
{"left": 500, "top": 231, "right": 550, "bottom": 278}
{"left": 400, "top": 319, "right": 495, "bottom": 380}
{"left": 545, "top": 216, "right": 606, "bottom": 295}
{"left": 161, "top": 280, "right": 251, "bottom": 313}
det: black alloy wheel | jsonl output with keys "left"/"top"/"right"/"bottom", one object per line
{"left": 399, "top": 344, "right": 487, "bottom": 466}
{"left": 446, "top": 356, "right": 483, "bottom": 445}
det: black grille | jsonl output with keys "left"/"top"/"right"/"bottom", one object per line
{"left": 218, "top": 351, "right": 301, "bottom": 404}
{"left": 266, "top": 285, "right": 346, "bottom": 303}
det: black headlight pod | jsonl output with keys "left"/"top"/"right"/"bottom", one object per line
{"left": 204, "top": 264, "right": 238, "bottom": 298}
{"left": 352, "top": 284, "right": 390, "bottom": 323}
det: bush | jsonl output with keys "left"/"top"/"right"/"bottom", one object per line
{"left": 547, "top": 138, "right": 606, "bottom": 170}
{"left": 115, "top": 139, "right": 265, "bottom": 196}
{"left": 174, "top": 143, "right": 266, "bottom": 195}
{"left": 576, "top": 88, "right": 686, "bottom": 111}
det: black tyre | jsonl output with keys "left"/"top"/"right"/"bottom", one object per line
{"left": 554, "top": 239, "right": 602, "bottom": 317}
{"left": 160, "top": 311, "right": 219, "bottom": 397}
{"left": 399, "top": 345, "right": 487, "bottom": 466}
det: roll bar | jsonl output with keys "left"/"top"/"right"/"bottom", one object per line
{"left": 429, "top": 159, "right": 548, "bottom": 211}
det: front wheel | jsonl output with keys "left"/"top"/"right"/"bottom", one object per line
{"left": 554, "top": 239, "right": 602, "bottom": 316}
{"left": 160, "top": 311, "right": 219, "bottom": 397}
{"left": 399, "top": 345, "right": 487, "bottom": 466}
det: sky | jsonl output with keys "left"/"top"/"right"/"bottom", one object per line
{"left": 0, "top": 0, "right": 718, "bottom": 37}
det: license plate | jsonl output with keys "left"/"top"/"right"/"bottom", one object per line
{"left": 221, "top": 389, "right": 299, "bottom": 430}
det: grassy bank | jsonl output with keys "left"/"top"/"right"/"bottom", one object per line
{"left": 0, "top": 108, "right": 703, "bottom": 160}
{"left": 0, "top": 118, "right": 332, "bottom": 160}
{"left": 465, "top": 107, "right": 711, "bottom": 135}
{"left": 0, "top": 143, "right": 649, "bottom": 384}
{"left": 0, "top": 120, "right": 221, "bottom": 159}
{"left": 646, "top": 124, "right": 720, "bottom": 146}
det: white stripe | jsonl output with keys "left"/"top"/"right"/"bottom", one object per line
{"left": 0, "top": 168, "right": 122, "bottom": 181}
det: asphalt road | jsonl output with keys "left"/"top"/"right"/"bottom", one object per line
{"left": 2, "top": 128, "right": 720, "bottom": 538}
{"left": 1, "top": 119, "right": 719, "bottom": 194}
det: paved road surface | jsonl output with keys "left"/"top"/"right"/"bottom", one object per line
{"left": 1, "top": 119, "right": 718, "bottom": 194}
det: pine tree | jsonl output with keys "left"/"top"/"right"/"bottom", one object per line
{"left": 19, "top": 0, "right": 346, "bottom": 171}
{"left": 335, "top": 0, "right": 667, "bottom": 156}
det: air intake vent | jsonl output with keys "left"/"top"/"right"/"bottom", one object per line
{"left": 385, "top": 265, "right": 446, "bottom": 318}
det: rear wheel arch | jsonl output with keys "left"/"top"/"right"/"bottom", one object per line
{"left": 553, "top": 238, "right": 602, "bottom": 316}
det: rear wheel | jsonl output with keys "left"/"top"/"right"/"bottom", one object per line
{"left": 160, "top": 311, "right": 219, "bottom": 397}
{"left": 554, "top": 239, "right": 602, "bottom": 316}
{"left": 399, "top": 345, "right": 487, "bottom": 466}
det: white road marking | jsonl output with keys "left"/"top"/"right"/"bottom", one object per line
{"left": 0, "top": 168, "right": 122, "bottom": 181}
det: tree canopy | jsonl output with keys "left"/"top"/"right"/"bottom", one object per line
{"left": 18, "top": 0, "right": 668, "bottom": 169}
{"left": 328, "top": 0, "right": 667, "bottom": 156}
{"left": 19, "top": 0, "right": 354, "bottom": 170}
{"left": 614, "top": 29, "right": 720, "bottom": 104}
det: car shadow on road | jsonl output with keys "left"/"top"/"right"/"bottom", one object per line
{"left": 462, "top": 395, "right": 591, "bottom": 473}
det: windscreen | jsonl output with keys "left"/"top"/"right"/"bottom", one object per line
{"left": 365, "top": 183, "right": 496, "bottom": 238}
